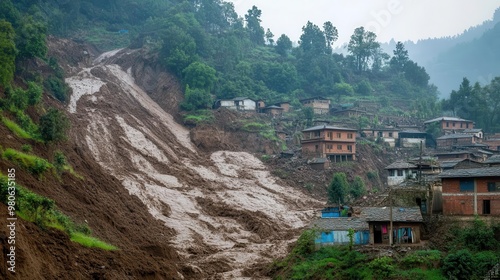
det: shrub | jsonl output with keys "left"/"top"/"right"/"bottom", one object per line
{"left": 39, "top": 108, "right": 70, "bottom": 142}
{"left": 328, "top": 172, "right": 349, "bottom": 204}
{"left": 441, "top": 249, "right": 474, "bottom": 280}
{"left": 44, "top": 75, "right": 69, "bottom": 102}
{"left": 350, "top": 176, "right": 366, "bottom": 199}
{"left": 2, "top": 148, "right": 52, "bottom": 176}
{"left": 1, "top": 116, "right": 32, "bottom": 139}
{"left": 369, "top": 257, "right": 396, "bottom": 280}
{"left": 400, "top": 250, "right": 442, "bottom": 269}
{"left": 21, "top": 144, "right": 32, "bottom": 152}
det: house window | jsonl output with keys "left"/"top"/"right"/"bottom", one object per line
{"left": 389, "top": 132, "right": 393, "bottom": 137}
{"left": 348, "top": 133, "right": 353, "bottom": 139}
{"left": 328, "top": 132, "right": 332, "bottom": 139}
{"left": 397, "top": 170, "right": 403, "bottom": 176}
{"left": 337, "top": 133, "right": 342, "bottom": 138}
{"left": 459, "top": 180, "right": 474, "bottom": 192}
{"left": 487, "top": 182, "right": 500, "bottom": 192}
{"left": 466, "top": 123, "right": 469, "bottom": 128}
{"left": 460, "top": 123, "right": 463, "bottom": 128}
{"left": 389, "top": 170, "right": 395, "bottom": 176}
{"left": 347, "top": 145, "right": 353, "bottom": 151}
{"left": 313, "top": 131, "right": 320, "bottom": 138}
{"left": 327, "top": 144, "right": 333, "bottom": 150}
{"left": 453, "top": 122, "right": 456, "bottom": 127}
{"left": 446, "top": 122, "right": 449, "bottom": 127}
{"left": 337, "top": 145, "right": 342, "bottom": 150}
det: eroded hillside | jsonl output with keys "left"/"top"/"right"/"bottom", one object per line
{"left": 59, "top": 38, "right": 322, "bottom": 279}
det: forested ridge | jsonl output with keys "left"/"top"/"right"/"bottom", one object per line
{"left": 2, "top": 0, "right": 499, "bottom": 133}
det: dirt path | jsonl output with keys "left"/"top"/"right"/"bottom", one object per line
{"left": 66, "top": 49, "right": 321, "bottom": 278}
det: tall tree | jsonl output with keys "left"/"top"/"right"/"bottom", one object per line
{"left": 299, "top": 21, "right": 326, "bottom": 55}
{"left": 265, "top": 28, "right": 274, "bottom": 45}
{"left": 327, "top": 172, "right": 349, "bottom": 205}
{"left": 275, "top": 34, "right": 292, "bottom": 57}
{"left": 323, "top": 21, "right": 338, "bottom": 54}
{"left": 389, "top": 41, "right": 409, "bottom": 73}
{"left": 347, "top": 26, "right": 380, "bottom": 72}
{"left": 245, "top": 6, "right": 264, "bottom": 45}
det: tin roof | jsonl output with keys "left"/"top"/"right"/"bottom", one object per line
{"left": 439, "top": 167, "right": 500, "bottom": 178}
{"left": 424, "top": 117, "right": 473, "bottom": 124}
{"left": 310, "top": 217, "right": 369, "bottom": 231}
{"left": 385, "top": 161, "right": 417, "bottom": 170}
{"left": 359, "top": 207, "right": 423, "bottom": 222}
{"left": 302, "top": 125, "right": 357, "bottom": 132}
{"left": 437, "top": 134, "right": 474, "bottom": 140}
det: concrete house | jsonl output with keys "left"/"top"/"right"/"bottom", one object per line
{"left": 214, "top": 97, "right": 257, "bottom": 111}
{"left": 362, "top": 127, "right": 400, "bottom": 147}
{"left": 385, "top": 161, "right": 417, "bottom": 186}
{"left": 301, "top": 125, "right": 357, "bottom": 162}
{"left": 300, "top": 97, "right": 330, "bottom": 115}
{"left": 439, "top": 167, "right": 500, "bottom": 215}
{"left": 424, "top": 116, "right": 474, "bottom": 134}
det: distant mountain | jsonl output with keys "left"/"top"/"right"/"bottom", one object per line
{"left": 380, "top": 8, "right": 500, "bottom": 98}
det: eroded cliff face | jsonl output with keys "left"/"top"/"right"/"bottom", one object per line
{"left": 63, "top": 43, "right": 321, "bottom": 278}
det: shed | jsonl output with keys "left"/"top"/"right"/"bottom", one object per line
{"left": 311, "top": 218, "right": 369, "bottom": 246}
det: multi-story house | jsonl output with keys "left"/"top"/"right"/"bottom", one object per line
{"left": 300, "top": 97, "right": 330, "bottom": 115}
{"left": 439, "top": 167, "right": 500, "bottom": 215}
{"left": 424, "top": 116, "right": 474, "bottom": 135}
{"left": 301, "top": 125, "right": 357, "bottom": 162}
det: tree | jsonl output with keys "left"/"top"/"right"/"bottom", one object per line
{"left": 328, "top": 172, "right": 349, "bottom": 204}
{"left": 182, "top": 61, "right": 217, "bottom": 92}
{"left": 265, "top": 28, "right": 274, "bottom": 45}
{"left": 39, "top": 108, "right": 70, "bottom": 143}
{"left": 0, "top": 20, "right": 17, "bottom": 87}
{"left": 299, "top": 21, "right": 326, "bottom": 55}
{"left": 347, "top": 27, "right": 380, "bottom": 72}
{"left": 403, "top": 60, "right": 429, "bottom": 87}
{"left": 350, "top": 176, "right": 366, "bottom": 199}
{"left": 245, "top": 6, "right": 264, "bottom": 45}
{"left": 275, "top": 34, "right": 292, "bottom": 57}
{"left": 16, "top": 16, "right": 47, "bottom": 59}
{"left": 323, "top": 21, "right": 338, "bottom": 54}
{"left": 441, "top": 249, "right": 474, "bottom": 280}
{"left": 180, "top": 85, "right": 212, "bottom": 111}
{"left": 389, "top": 41, "right": 409, "bottom": 73}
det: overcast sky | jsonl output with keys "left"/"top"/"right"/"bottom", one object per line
{"left": 229, "top": 0, "right": 500, "bottom": 46}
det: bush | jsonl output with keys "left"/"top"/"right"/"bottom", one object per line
{"left": 369, "top": 257, "right": 396, "bottom": 280}
{"left": 44, "top": 75, "right": 69, "bottom": 102}
{"left": 39, "top": 108, "right": 70, "bottom": 142}
{"left": 400, "top": 250, "right": 442, "bottom": 269}
{"left": 441, "top": 249, "right": 474, "bottom": 280}
{"left": 328, "top": 172, "right": 349, "bottom": 204}
{"left": 2, "top": 148, "right": 52, "bottom": 176}
{"left": 21, "top": 144, "right": 32, "bottom": 152}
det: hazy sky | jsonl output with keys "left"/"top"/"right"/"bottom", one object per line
{"left": 229, "top": 0, "right": 500, "bottom": 46}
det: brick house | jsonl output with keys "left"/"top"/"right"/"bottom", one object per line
{"left": 300, "top": 97, "right": 330, "bottom": 115}
{"left": 301, "top": 125, "right": 357, "bottom": 162}
{"left": 262, "top": 105, "right": 284, "bottom": 117}
{"left": 274, "top": 101, "right": 291, "bottom": 113}
{"left": 424, "top": 116, "right": 474, "bottom": 134}
{"left": 436, "top": 134, "right": 480, "bottom": 150}
{"left": 439, "top": 167, "right": 500, "bottom": 215}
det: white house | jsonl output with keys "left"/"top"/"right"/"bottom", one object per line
{"left": 385, "top": 161, "right": 417, "bottom": 186}
{"left": 214, "top": 97, "right": 257, "bottom": 111}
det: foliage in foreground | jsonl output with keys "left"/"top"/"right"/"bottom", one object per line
{"left": 0, "top": 173, "right": 116, "bottom": 250}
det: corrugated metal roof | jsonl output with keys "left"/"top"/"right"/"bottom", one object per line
{"left": 302, "top": 125, "right": 357, "bottom": 132}
{"left": 385, "top": 161, "right": 417, "bottom": 169}
{"left": 310, "top": 218, "right": 369, "bottom": 231}
{"left": 359, "top": 207, "right": 423, "bottom": 222}
{"left": 437, "top": 134, "right": 474, "bottom": 140}
{"left": 439, "top": 167, "right": 500, "bottom": 178}
{"left": 424, "top": 117, "right": 473, "bottom": 124}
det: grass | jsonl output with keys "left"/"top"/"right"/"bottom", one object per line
{"left": 1, "top": 116, "right": 33, "bottom": 139}
{"left": 0, "top": 173, "right": 118, "bottom": 251}
{"left": 70, "top": 232, "right": 118, "bottom": 250}
{"left": 183, "top": 110, "right": 214, "bottom": 125}
{"left": 2, "top": 148, "right": 53, "bottom": 176}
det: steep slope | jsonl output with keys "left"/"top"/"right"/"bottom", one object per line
{"left": 62, "top": 40, "right": 321, "bottom": 278}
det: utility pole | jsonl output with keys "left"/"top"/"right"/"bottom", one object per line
{"left": 389, "top": 185, "right": 393, "bottom": 246}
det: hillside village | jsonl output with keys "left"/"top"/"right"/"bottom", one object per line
{"left": 214, "top": 95, "right": 500, "bottom": 248}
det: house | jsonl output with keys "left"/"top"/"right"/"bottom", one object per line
{"left": 439, "top": 167, "right": 500, "bottom": 215}
{"left": 463, "top": 128, "right": 483, "bottom": 139}
{"left": 262, "top": 105, "right": 284, "bottom": 117}
{"left": 360, "top": 207, "right": 423, "bottom": 245}
{"left": 385, "top": 161, "right": 417, "bottom": 186}
{"left": 213, "top": 97, "right": 257, "bottom": 111}
{"left": 398, "top": 131, "right": 428, "bottom": 148}
{"left": 483, "top": 134, "right": 500, "bottom": 151}
{"left": 485, "top": 155, "right": 500, "bottom": 166}
{"left": 331, "top": 108, "right": 372, "bottom": 119}
{"left": 301, "top": 125, "right": 357, "bottom": 162}
{"left": 274, "top": 101, "right": 291, "bottom": 113}
{"left": 312, "top": 218, "right": 370, "bottom": 246}
{"left": 436, "top": 134, "right": 480, "bottom": 150}
{"left": 362, "top": 127, "right": 400, "bottom": 147}
{"left": 307, "top": 157, "right": 330, "bottom": 170}
{"left": 300, "top": 96, "right": 330, "bottom": 115}
{"left": 424, "top": 116, "right": 474, "bottom": 134}
{"left": 439, "top": 159, "right": 484, "bottom": 170}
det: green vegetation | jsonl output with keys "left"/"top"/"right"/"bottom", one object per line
{"left": 0, "top": 174, "right": 117, "bottom": 250}
{"left": 39, "top": 108, "right": 70, "bottom": 143}
{"left": 328, "top": 173, "right": 367, "bottom": 204}
{"left": 2, "top": 148, "right": 52, "bottom": 176}
{"left": 1, "top": 116, "right": 33, "bottom": 139}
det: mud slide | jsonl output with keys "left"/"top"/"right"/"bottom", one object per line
{"left": 66, "top": 49, "right": 321, "bottom": 279}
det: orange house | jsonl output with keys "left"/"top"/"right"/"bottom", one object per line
{"left": 301, "top": 125, "right": 357, "bottom": 162}
{"left": 424, "top": 117, "right": 474, "bottom": 134}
